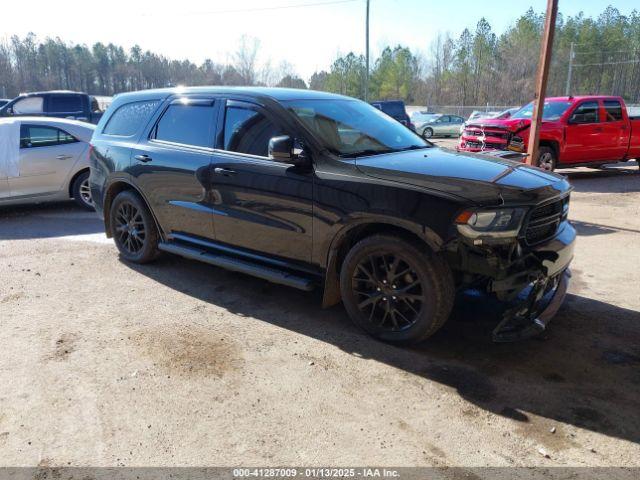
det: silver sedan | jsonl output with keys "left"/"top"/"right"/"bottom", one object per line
{"left": 416, "top": 114, "right": 465, "bottom": 139}
{"left": 0, "top": 117, "right": 95, "bottom": 209}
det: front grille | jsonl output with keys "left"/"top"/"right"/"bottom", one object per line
{"left": 465, "top": 129, "right": 510, "bottom": 140}
{"left": 465, "top": 141, "right": 505, "bottom": 150}
{"left": 524, "top": 197, "right": 569, "bottom": 245}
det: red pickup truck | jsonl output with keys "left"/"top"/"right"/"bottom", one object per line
{"left": 458, "top": 96, "right": 640, "bottom": 171}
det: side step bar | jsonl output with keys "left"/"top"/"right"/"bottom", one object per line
{"left": 158, "top": 242, "right": 315, "bottom": 291}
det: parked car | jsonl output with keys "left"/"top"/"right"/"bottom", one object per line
{"left": 0, "top": 99, "right": 10, "bottom": 108}
{"left": 0, "top": 91, "right": 106, "bottom": 124}
{"left": 0, "top": 117, "right": 94, "bottom": 209}
{"left": 459, "top": 96, "right": 640, "bottom": 171}
{"left": 91, "top": 87, "right": 575, "bottom": 345}
{"left": 416, "top": 114, "right": 465, "bottom": 139}
{"left": 410, "top": 110, "right": 439, "bottom": 126}
{"left": 370, "top": 100, "right": 415, "bottom": 130}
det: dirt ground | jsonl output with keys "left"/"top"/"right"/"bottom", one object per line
{"left": 0, "top": 157, "right": 639, "bottom": 468}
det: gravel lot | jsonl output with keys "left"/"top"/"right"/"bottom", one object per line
{"left": 0, "top": 157, "right": 639, "bottom": 468}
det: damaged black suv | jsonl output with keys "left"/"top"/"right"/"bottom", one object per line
{"left": 90, "top": 87, "right": 575, "bottom": 344}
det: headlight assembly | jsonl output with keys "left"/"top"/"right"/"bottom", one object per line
{"left": 455, "top": 208, "right": 526, "bottom": 241}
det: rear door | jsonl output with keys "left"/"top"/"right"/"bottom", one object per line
{"left": 130, "top": 96, "right": 218, "bottom": 241}
{"left": 563, "top": 101, "right": 604, "bottom": 163}
{"left": 46, "top": 94, "right": 86, "bottom": 121}
{"left": 599, "top": 99, "right": 630, "bottom": 161}
{"left": 209, "top": 99, "right": 313, "bottom": 263}
{"left": 8, "top": 123, "right": 85, "bottom": 198}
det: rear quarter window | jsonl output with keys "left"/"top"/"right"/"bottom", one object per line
{"left": 102, "top": 100, "right": 161, "bottom": 136}
{"left": 49, "top": 95, "right": 83, "bottom": 113}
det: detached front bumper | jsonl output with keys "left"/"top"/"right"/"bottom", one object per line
{"left": 491, "top": 223, "right": 575, "bottom": 342}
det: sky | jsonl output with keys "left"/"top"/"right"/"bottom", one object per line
{"left": 1, "top": 0, "right": 638, "bottom": 80}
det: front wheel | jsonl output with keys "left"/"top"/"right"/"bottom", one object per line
{"left": 422, "top": 128, "right": 434, "bottom": 139}
{"left": 110, "top": 190, "right": 159, "bottom": 263}
{"left": 339, "top": 235, "right": 454, "bottom": 344}
{"left": 537, "top": 146, "right": 557, "bottom": 172}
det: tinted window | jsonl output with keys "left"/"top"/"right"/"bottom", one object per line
{"left": 20, "top": 125, "right": 77, "bottom": 148}
{"left": 570, "top": 101, "right": 600, "bottom": 124}
{"left": 380, "top": 101, "right": 406, "bottom": 117}
{"left": 154, "top": 103, "right": 215, "bottom": 147}
{"left": 223, "top": 106, "right": 284, "bottom": 157}
{"left": 603, "top": 100, "right": 623, "bottom": 122}
{"left": 49, "top": 95, "right": 83, "bottom": 113}
{"left": 103, "top": 100, "right": 160, "bottom": 136}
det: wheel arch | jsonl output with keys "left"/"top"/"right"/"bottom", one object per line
{"left": 67, "top": 167, "right": 90, "bottom": 198}
{"left": 102, "top": 179, "right": 163, "bottom": 240}
{"left": 539, "top": 139, "right": 560, "bottom": 161}
{"left": 321, "top": 220, "right": 443, "bottom": 308}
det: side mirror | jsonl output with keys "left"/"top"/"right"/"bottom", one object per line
{"left": 268, "top": 135, "right": 309, "bottom": 166}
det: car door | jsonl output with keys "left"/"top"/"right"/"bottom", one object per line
{"left": 209, "top": 99, "right": 313, "bottom": 264}
{"left": 130, "top": 96, "right": 218, "bottom": 241}
{"left": 0, "top": 174, "right": 9, "bottom": 200}
{"left": 451, "top": 116, "right": 464, "bottom": 135}
{"left": 563, "top": 101, "right": 605, "bottom": 163}
{"left": 599, "top": 99, "right": 630, "bottom": 161}
{"left": 8, "top": 123, "right": 85, "bottom": 198}
{"left": 46, "top": 94, "right": 86, "bottom": 121}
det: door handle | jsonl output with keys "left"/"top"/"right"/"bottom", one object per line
{"left": 134, "top": 154, "right": 152, "bottom": 163}
{"left": 56, "top": 154, "right": 72, "bottom": 160}
{"left": 214, "top": 167, "right": 237, "bottom": 176}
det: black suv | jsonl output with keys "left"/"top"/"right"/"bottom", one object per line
{"left": 0, "top": 90, "right": 105, "bottom": 124}
{"left": 370, "top": 100, "right": 415, "bottom": 130}
{"left": 90, "top": 87, "right": 575, "bottom": 344}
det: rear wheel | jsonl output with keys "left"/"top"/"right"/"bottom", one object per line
{"left": 339, "top": 235, "right": 454, "bottom": 344}
{"left": 537, "top": 146, "right": 557, "bottom": 172}
{"left": 423, "top": 128, "right": 434, "bottom": 139}
{"left": 110, "top": 190, "right": 159, "bottom": 263}
{"left": 72, "top": 171, "right": 94, "bottom": 210}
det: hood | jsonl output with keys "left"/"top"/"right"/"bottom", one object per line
{"left": 355, "top": 147, "right": 571, "bottom": 206}
{"left": 466, "top": 117, "right": 532, "bottom": 134}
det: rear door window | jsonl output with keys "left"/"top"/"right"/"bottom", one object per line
{"left": 603, "top": 100, "right": 623, "bottom": 122}
{"left": 103, "top": 100, "right": 161, "bottom": 136}
{"left": 48, "top": 95, "right": 83, "bottom": 113}
{"left": 152, "top": 101, "right": 216, "bottom": 148}
{"left": 20, "top": 125, "right": 78, "bottom": 148}
{"left": 569, "top": 101, "right": 600, "bottom": 124}
{"left": 223, "top": 104, "right": 284, "bottom": 158}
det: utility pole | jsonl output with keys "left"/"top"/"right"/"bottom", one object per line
{"left": 365, "top": 0, "right": 370, "bottom": 101}
{"left": 565, "top": 42, "right": 574, "bottom": 96}
{"left": 526, "top": 0, "right": 558, "bottom": 166}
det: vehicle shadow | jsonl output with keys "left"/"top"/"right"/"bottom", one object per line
{"left": 571, "top": 220, "right": 640, "bottom": 237}
{"left": 124, "top": 256, "right": 640, "bottom": 445}
{"left": 0, "top": 202, "right": 104, "bottom": 240}
{"left": 563, "top": 163, "right": 640, "bottom": 194}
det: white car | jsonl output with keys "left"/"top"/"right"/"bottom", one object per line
{"left": 0, "top": 117, "right": 95, "bottom": 209}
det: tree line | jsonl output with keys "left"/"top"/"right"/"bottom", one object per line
{"left": 1, "top": 5, "right": 638, "bottom": 106}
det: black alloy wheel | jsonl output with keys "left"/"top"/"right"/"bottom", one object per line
{"left": 351, "top": 253, "right": 423, "bottom": 332}
{"left": 110, "top": 190, "right": 159, "bottom": 263}
{"left": 114, "top": 201, "right": 146, "bottom": 255}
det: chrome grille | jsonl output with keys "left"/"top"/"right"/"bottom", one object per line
{"left": 524, "top": 197, "right": 569, "bottom": 245}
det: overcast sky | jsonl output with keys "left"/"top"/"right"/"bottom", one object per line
{"left": 2, "top": 0, "right": 638, "bottom": 80}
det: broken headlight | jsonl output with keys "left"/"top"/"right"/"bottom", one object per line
{"left": 455, "top": 208, "right": 526, "bottom": 241}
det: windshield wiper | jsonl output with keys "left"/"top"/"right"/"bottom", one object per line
{"left": 339, "top": 148, "right": 395, "bottom": 158}
{"left": 395, "top": 144, "right": 432, "bottom": 151}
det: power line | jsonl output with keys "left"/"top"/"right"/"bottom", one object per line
{"left": 143, "top": 0, "right": 360, "bottom": 16}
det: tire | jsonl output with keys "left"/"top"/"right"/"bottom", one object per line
{"left": 423, "top": 128, "right": 434, "bottom": 139}
{"left": 339, "top": 235, "right": 454, "bottom": 345}
{"left": 72, "top": 171, "right": 94, "bottom": 210}
{"left": 537, "top": 146, "right": 557, "bottom": 172}
{"left": 109, "top": 190, "right": 159, "bottom": 264}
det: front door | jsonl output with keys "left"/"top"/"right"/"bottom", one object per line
{"left": 9, "top": 123, "right": 85, "bottom": 198}
{"left": 130, "top": 96, "right": 218, "bottom": 241}
{"left": 563, "top": 101, "right": 605, "bottom": 163}
{"left": 210, "top": 99, "right": 313, "bottom": 264}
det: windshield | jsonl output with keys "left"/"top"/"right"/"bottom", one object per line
{"left": 512, "top": 101, "right": 572, "bottom": 121}
{"left": 284, "top": 99, "right": 429, "bottom": 157}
